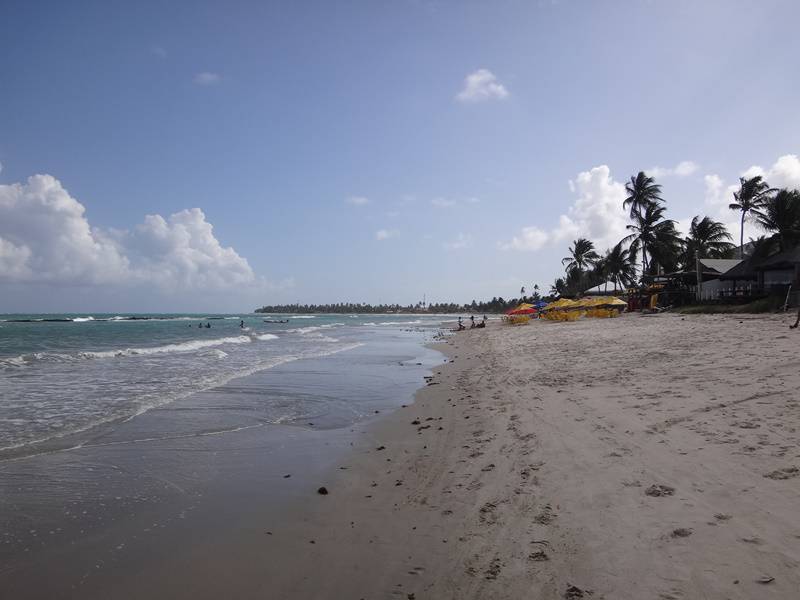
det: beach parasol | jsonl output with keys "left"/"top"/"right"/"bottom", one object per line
{"left": 506, "top": 302, "right": 537, "bottom": 315}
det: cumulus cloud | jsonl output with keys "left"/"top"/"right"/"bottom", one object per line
{"left": 345, "top": 195, "right": 370, "bottom": 206}
{"left": 0, "top": 174, "right": 258, "bottom": 291}
{"left": 443, "top": 232, "right": 472, "bottom": 251}
{"left": 646, "top": 160, "right": 699, "bottom": 178}
{"left": 456, "top": 69, "right": 509, "bottom": 103}
{"left": 499, "top": 165, "right": 628, "bottom": 253}
{"left": 375, "top": 229, "right": 398, "bottom": 241}
{"left": 194, "top": 72, "right": 221, "bottom": 85}
{"left": 741, "top": 154, "right": 800, "bottom": 189}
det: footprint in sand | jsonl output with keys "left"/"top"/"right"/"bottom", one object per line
{"left": 484, "top": 558, "right": 503, "bottom": 580}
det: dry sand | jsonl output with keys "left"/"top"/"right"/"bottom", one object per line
{"left": 264, "top": 313, "right": 800, "bottom": 599}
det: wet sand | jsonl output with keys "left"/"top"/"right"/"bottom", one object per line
{"left": 0, "top": 332, "right": 443, "bottom": 599}
{"left": 263, "top": 313, "right": 800, "bottom": 599}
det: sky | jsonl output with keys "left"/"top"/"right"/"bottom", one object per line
{"left": 2, "top": 0, "right": 800, "bottom": 312}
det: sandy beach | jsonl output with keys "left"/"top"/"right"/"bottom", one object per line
{"left": 261, "top": 313, "right": 800, "bottom": 599}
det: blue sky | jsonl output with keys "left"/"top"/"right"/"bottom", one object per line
{"left": 2, "top": 0, "right": 800, "bottom": 312}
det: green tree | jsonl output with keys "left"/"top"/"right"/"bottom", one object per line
{"left": 561, "top": 238, "right": 599, "bottom": 274}
{"left": 623, "top": 172, "right": 663, "bottom": 220}
{"left": 624, "top": 203, "right": 679, "bottom": 275}
{"left": 754, "top": 188, "right": 800, "bottom": 252}
{"left": 602, "top": 242, "right": 637, "bottom": 291}
{"left": 681, "top": 216, "right": 734, "bottom": 267}
{"left": 729, "top": 176, "right": 774, "bottom": 258}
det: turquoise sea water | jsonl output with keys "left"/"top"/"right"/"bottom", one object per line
{"left": 0, "top": 313, "right": 447, "bottom": 456}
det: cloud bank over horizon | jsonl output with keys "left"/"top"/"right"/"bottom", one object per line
{"left": 0, "top": 174, "right": 264, "bottom": 294}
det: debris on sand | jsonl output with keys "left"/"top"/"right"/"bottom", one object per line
{"left": 763, "top": 466, "right": 798, "bottom": 480}
{"left": 756, "top": 576, "right": 775, "bottom": 584}
{"left": 564, "top": 584, "right": 589, "bottom": 598}
{"left": 645, "top": 484, "right": 675, "bottom": 497}
{"left": 671, "top": 528, "right": 693, "bottom": 538}
{"left": 528, "top": 550, "right": 549, "bottom": 561}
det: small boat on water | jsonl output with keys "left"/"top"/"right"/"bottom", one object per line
{"left": 263, "top": 319, "right": 289, "bottom": 324}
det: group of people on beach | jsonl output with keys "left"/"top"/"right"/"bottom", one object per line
{"left": 456, "top": 315, "right": 486, "bottom": 331}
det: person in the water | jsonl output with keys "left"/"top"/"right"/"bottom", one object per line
{"left": 240, "top": 320, "right": 245, "bottom": 328}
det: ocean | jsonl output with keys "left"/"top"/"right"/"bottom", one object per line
{"left": 0, "top": 313, "right": 449, "bottom": 458}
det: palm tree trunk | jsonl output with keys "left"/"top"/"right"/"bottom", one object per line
{"left": 740, "top": 211, "right": 745, "bottom": 259}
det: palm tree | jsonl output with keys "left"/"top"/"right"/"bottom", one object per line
{"left": 561, "top": 238, "right": 599, "bottom": 274}
{"left": 624, "top": 172, "right": 663, "bottom": 220}
{"left": 603, "top": 242, "right": 637, "bottom": 291}
{"left": 624, "top": 203, "right": 679, "bottom": 276}
{"left": 729, "top": 176, "right": 775, "bottom": 257}
{"left": 746, "top": 235, "right": 779, "bottom": 261}
{"left": 682, "top": 216, "right": 734, "bottom": 267}
{"left": 549, "top": 278, "right": 566, "bottom": 297}
{"left": 754, "top": 188, "right": 800, "bottom": 252}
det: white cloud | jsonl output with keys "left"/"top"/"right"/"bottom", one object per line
{"left": 456, "top": 69, "right": 509, "bottom": 103}
{"left": 431, "top": 197, "right": 457, "bottom": 208}
{"left": 194, "top": 72, "right": 221, "bottom": 85}
{"left": 443, "top": 232, "right": 472, "bottom": 251}
{"left": 646, "top": 160, "right": 699, "bottom": 179}
{"left": 500, "top": 165, "right": 628, "bottom": 253}
{"left": 375, "top": 229, "right": 398, "bottom": 241}
{"left": 498, "top": 226, "right": 549, "bottom": 251}
{"left": 0, "top": 174, "right": 258, "bottom": 291}
{"left": 151, "top": 45, "right": 167, "bottom": 58}
{"left": 743, "top": 154, "right": 800, "bottom": 189}
{"left": 345, "top": 195, "right": 370, "bottom": 206}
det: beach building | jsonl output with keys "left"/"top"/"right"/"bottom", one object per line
{"left": 720, "top": 246, "right": 800, "bottom": 304}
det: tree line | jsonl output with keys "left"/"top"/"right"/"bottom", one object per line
{"left": 254, "top": 297, "right": 540, "bottom": 314}
{"left": 549, "top": 171, "right": 800, "bottom": 298}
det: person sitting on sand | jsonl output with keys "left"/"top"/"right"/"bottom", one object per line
{"left": 456, "top": 317, "right": 465, "bottom": 331}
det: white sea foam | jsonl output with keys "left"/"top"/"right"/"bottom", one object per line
{"left": 288, "top": 315, "right": 315, "bottom": 319}
{"left": 71, "top": 316, "right": 95, "bottom": 322}
{"left": 255, "top": 333, "right": 278, "bottom": 341}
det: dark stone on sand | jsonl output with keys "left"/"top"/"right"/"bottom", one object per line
{"left": 283, "top": 474, "right": 291, "bottom": 478}
{"left": 645, "top": 484, "right": 675, "bottom": 497}
{"left": 564, "top": 584, "right": 586, "bottom": 598}
{"left": 411, "top": 420, "right": 421, "bottom": 425}
{"left": 671, "top": 528, "right": 693, "bottom": 538}
{"left": 376, "top": 445, "right": 386, "bottom": 451}
{"left": 317, "top": 486, "right": 329, "bottom": 495}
